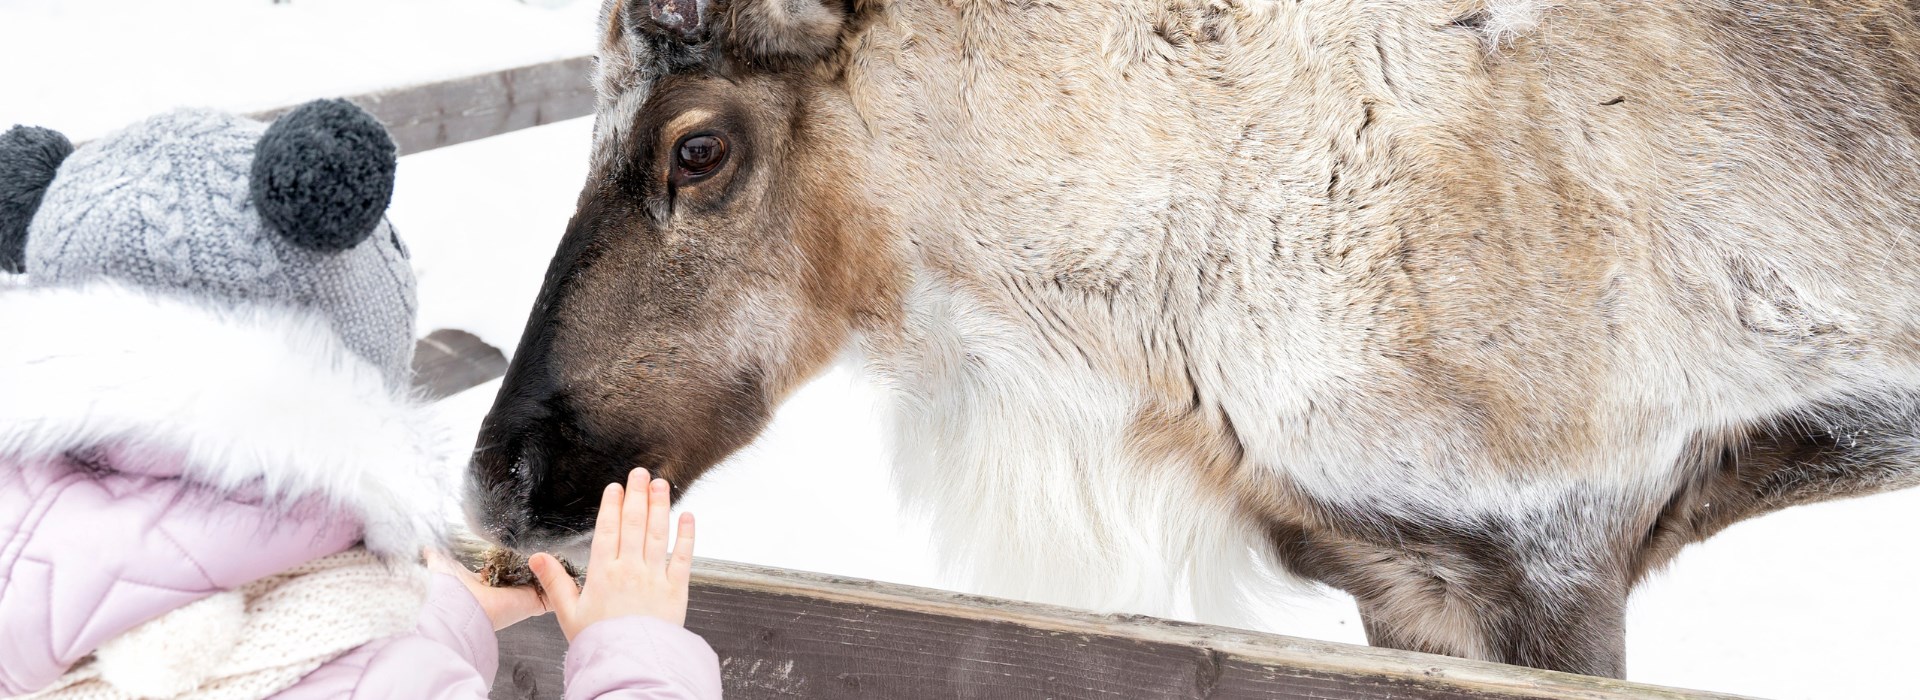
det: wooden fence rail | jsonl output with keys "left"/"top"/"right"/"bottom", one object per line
{"left": 489, "top": 559, "right": 1749, "bottom": 700}
{"left": 248, "top": 55, "right": 596, "bottom": 156}
{"left": 363, "top": 60, "right": 1749, "bottom": 700}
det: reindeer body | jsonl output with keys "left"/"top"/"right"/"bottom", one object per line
{"left": 470, "top": 0, "right": 1920, "bottom": 676}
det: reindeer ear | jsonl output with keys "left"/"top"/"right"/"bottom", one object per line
{"left": 252, "top": 99, "right": 397, "bottom": 253}
{"left": 723, "top": 0, "right": 848, "bottom": 64}
{"left": 0, "top": 125, "right": 73, "bottom": 274}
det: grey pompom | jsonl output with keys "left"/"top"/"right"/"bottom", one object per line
{"left": 0, "top": 125, "right": 74, "bottom": 273}
{"left": 251, "top": 99, "right": 397, "bottom": 252}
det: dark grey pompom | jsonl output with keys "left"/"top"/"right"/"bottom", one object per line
{"left": 0, "top": 125, "right": 73, "bottom": 273}
{"left": 251, "top": 99, "right": 397, "bottom": 252}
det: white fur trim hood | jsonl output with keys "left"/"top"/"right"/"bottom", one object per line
{"left": 0, "top": 282, "right": 452, "bottom": 557}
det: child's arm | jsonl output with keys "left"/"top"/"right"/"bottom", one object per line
{"left": 416, "top": 553, "right": 549, "bottom": 687}
{"left": 530, "top": 470, "right": 721, "bottom": 700}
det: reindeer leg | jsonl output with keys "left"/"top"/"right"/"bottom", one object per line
{"left": 1270, "top": 516, "right": 1631, "bottom": 677}
{"left": 1479, "top": 574, "right": 1628, "bottom": 677}
{"left": 1316, "top": 396, "right": 1920, "bottom": 674}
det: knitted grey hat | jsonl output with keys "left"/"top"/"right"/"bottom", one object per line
{"left": 0, "top": 101, "right": 417, "bottom": 388}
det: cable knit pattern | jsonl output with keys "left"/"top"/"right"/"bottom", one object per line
{"left": 19, "top": 108, "right": 416, "bottom": 386}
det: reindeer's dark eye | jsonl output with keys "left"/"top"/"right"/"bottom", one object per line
{"left": 673, "top": 133, "right": 727, "bottom": 181}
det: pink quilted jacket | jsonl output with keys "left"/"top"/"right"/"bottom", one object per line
{"left": 0, "top": 283, "right": 721, "bottom": 699}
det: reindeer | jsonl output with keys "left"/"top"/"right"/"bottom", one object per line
{"left": 464, "top": 0, "right": 1920, "bottom": 677}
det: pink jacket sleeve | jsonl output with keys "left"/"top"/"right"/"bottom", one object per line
{"left": 272, "top": 573, "right": 499, "bottom": 699}
{"left": 562, "top": 617, "right": 723, "bottom": 700}
{"left": 412, "top": 573, "right": 502, "bottom": 686}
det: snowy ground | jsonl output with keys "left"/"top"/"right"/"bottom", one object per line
{"left": 7, "top": 2, "right": 1919, "bottom": 698}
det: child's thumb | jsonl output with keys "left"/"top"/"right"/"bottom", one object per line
{"left": 529, "top": 554, "right": 580, "bottom": 614}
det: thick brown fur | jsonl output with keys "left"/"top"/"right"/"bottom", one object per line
{"left": 468, "top": 0, "right": 1920, "bottom": 677}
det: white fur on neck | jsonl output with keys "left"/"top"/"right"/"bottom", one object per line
{"left": 0, "top": 282, "right": 451, "bottom": 557}
{"left": 874, "top": 278, "right": 1290, "bottom": 626}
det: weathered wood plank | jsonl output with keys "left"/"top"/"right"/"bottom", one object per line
{"left": 411, "top": 328, "right": 509, "bottom": 401}
{"left": 495, "top": 617, "right": 567, "bottom": 700}
{"left": 248, "top": 55, "right": 596, "bottom": 155}
{"left": 491, "top": 559, "right": 1751, "bottom": 700}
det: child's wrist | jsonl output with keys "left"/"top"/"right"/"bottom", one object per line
{"left": 576, "top": 613, "right": 684, "bottom": 639}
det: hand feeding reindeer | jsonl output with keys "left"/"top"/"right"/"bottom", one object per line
{"left": 464, "top": 0, "right": 1920, "bottom": 677}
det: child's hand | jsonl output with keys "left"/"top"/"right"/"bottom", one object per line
{"left": 530, "top": 469, "right": 695, "bottom": 641}
{"left": 424, "top": 549, "right": 550, "bottom": 631}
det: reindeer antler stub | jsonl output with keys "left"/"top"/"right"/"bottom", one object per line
{"left": 647, "top": 0, "right": 708, "bottom": 41}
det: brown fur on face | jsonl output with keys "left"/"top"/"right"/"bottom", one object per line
{"left": 477, "top": 0, "right": 1920, "bottom": 678}
{"left": 466, "top": 4, "right": 902, "bottom": 553}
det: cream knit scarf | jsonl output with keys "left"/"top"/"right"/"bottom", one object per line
{"left": 25, "top": 549, "right": 427, "bottom": 700}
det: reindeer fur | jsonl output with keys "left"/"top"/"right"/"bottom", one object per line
{"left": 471, "top": 0, "right": 1920, "bottom": 676}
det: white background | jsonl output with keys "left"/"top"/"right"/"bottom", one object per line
{"left": 4, "top": 2, "right": 1915, "bottom": 697}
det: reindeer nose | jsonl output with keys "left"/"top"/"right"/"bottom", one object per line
{"left": 464, "top": 402, "right": 565, "bottom": 547}
{"left": 464, "top": 387, "right": 627, "bottom": 554}
{"left": 462, "top": 450, "right": 536, "bottom": 548}
{"left": 461, "top": 498, "right": 515, "bottom": 547}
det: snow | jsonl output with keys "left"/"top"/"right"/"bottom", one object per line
{"left": 8, "top": 2, "right": 1917, "bottom": 697}
{"left": 0, "top": 0, "right": 599, "bottom": 142}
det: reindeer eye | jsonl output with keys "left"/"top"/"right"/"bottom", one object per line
{"left": 673, "top": 133, "right": 728, "bottom": 181}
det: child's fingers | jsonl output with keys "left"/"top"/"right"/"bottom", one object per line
{"left": 590, "top": 483, "right": 623, "bottom": 567}
{"left": 529, "top": 553, "right": 580, "bottom": 616}
{"left": 667, "top": 512, "right": 696, "bottom": 586}
{"left": 619, "top": 468, "right": 652, "bottom": 561}
{"left": 643, "top": 478, "right": 672, "bottom": 568}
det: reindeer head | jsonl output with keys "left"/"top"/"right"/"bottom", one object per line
{"left": 465, "top": 0, "right": 901, "bottom": 553}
